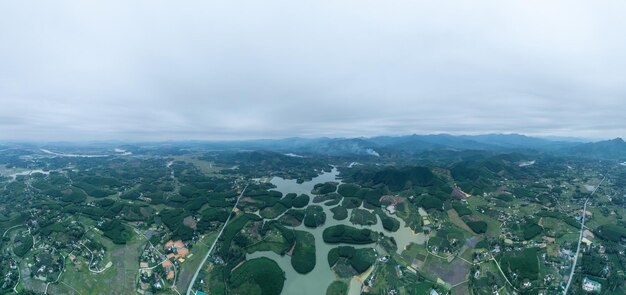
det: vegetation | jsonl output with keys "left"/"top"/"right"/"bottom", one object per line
{"left": 535, "top": 210, "right": 579, "bottom": 228}
{"left": 303, "top": 205, "right": 326, "bottom": 228}
{"left": 13, "top": 234, "right": 33, "bottom": 257}
{"left": 375, "top": 209, "right": 400, "bottom": 232}
{"left": 323, "top": 225, "right": 377, "bottom": 244}
{"left": 452, "top": 204, "right": 471, "bottom": 216}
{"left": 291, "top": 230, "right": 316, "bottom": 274}
{"left": 466, "top": 220, "right": 488, "bottom": 234}
{"left": 159, "top": 208, "right": 194, "bottom": 240}
{"left": 326, "top": 280, "right": 348, "bottom": 295}
{"left": 337, "top": 183, "right": 359, "bottom": 198}
{"left": 0, "top": 138, "right": 623, "bottom": 294}
{"left": 218, "top": 213, "right": 261, "bottom": 258}
{"left": 260, "top": 202, "right": 289, "bottom": 219}
{"left": 330, "top": 205, "right": 348, "bottom": 220}
{"left": 327, "top": 246, "right": 376, "bottom": 273}
{"left": 313, "top": 182, "right": 338, "bottom": 195}
{"left": 596, "top": 224, "right": 626, "bottom": 242}
{"left": 279, "top": 209, "right": 305, "bottom": 226}
{"left": 499, "top": 248, "right": 540, "bottom": 281}
{"left": 344, "top": 166, "right": 438, "bottom": 191}
{"left": 229, "top": 257, "right": 285, "bottom": 295}
{"left": 99, "top": 219, "right": 132, "bottom": 244}
{"left": 292, "top": 194, "right": 310, "bottom": 208}
{"left": 350, "top": 208, "right": 377, "bottom": 226}
{"left": 522, "top": 221, "right": 543, "bottom": 240}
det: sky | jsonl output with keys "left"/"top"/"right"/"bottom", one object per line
{"left": 1, "top": 1, "right": 625, "bottom": 141}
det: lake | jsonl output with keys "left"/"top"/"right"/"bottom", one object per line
{"left": 247, "top": 168, "right": 425, "bottom": 295}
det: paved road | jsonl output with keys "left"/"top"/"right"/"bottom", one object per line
{"left": 563, "top": 176, "right": 605, "bottom": 295}
{"left": 186, "top": 185, "right": 247, "bottom": 295}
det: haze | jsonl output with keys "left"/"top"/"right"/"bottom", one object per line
{"left": 1, "top": 1, "right": 625, "bottom": 141}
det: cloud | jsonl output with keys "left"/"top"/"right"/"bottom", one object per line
{"left": 1, "top": 0, "right": 625, "bottom": 140}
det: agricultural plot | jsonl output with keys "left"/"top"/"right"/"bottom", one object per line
{"left": 423, "top": 255, "right": 471, "bottom": 286}
{"left": 59, "top": 233, "right": 144, "bottom": 294}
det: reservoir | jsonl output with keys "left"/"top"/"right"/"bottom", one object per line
{"left": 247, "top": 167, "right": 426, "bottom": 295}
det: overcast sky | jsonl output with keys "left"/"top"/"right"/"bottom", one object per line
{"left": 1, "top": 1, "right": 625, "bottom": 141}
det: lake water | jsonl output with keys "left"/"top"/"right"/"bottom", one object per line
{"left": 1, "top": 169, "right": 51, "bottom": 181}
{"left": 248, "top": 168, "right": 425, "bottom": 295}
{"left": 40, "top": 148, "right": 110, "bottom": 158}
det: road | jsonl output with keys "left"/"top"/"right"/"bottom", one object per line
{"left": 2, "top": 224, "right": 23, "bottom": 238}
{"left": 491, "top": 257, "right": 516, "bottom": 291}
{"left": 563, "top": 176, "right": 605, "bottom": 295}
{"left": 186, "top": 185, "right": 247, "bottom": 295}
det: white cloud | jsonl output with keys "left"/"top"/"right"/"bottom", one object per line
{"left": 1, "top": 1, "right": 625, "bottom": 140}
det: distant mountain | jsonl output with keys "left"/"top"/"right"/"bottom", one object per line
{"left": 559, "top": 138, "right": 626, "bottom": 160}
{"left": 192, "top": 134, "right": 586, "bottom": 157}
{"left": 368, "top": 134, "right": 496, "bottom": 151}
{"left": 459, "top": 134, "right": 579, "bottom": 150}
{"left": 297, "top": 138, "right": 380, "bottom": 157}
{"left": 365, "top": 133, "right": 580, "bottom": 153}
{"left": 23, "top": 134, "right": 600, "bottom": 158}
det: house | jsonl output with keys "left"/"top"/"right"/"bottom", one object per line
{"left": 582, "top": 277, "right": 601, "bottom": 292}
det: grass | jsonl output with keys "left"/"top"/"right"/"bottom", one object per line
{"left": 586, "top": 206, "right": 618, "bottom": 228}
{"left": 401, "top": 242, "right": 426, "bottom": 259}
{"left": 172, "top": 155, "right": 224, "bottom": 176}
{"left": 446, "top": 209, "right": 473, "bottom": 234}
{"left": 556, "top": 232, "right": 580, "bottom": 244}
{"left": 476, "top": 214, "right": 501, "bottom": 237}
{"left": 460, "top": 244, "right": 476, "bottom": 262}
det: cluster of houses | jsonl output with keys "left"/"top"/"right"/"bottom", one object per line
{"left": 0, "top": 256, "right": 18, "bottom": 291}
{"left": 138, "top": 239, "right": 190, "bottom": 293}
